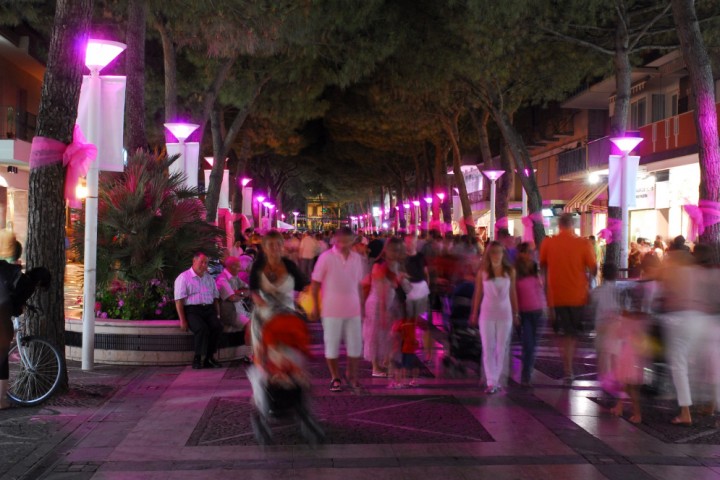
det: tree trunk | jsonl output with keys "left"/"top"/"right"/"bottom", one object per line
{"left": 124, "top": 0, "right": 147, "bottom": 151}
{"left": 469, "top": 108, "right": 493, "bottom": 199}
{"left": 26, "top": 0, "right": 93, "bottom": 390}
{"left": 205, "top": 78, "right": 269, "bottom": 223}
{"left": 443, "top": 113, "right": 476, "bottom": 238}
{"left": 605, "top": 7, "right": 632, "bottom": 268}
{"left": 155, "top": 19, "right": 177, "bottom": 122}
{"left": 495, "top": 141, "right": 513, "bottom": 228}
{"left": 491, "top": 107, "right": 545, "bottom": 245}
{"left": 672, "top": 0, "right": 720, "bottom": 258}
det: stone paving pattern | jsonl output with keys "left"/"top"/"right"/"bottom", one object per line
{"left": 5, "top": 317, "right": 720, "bottom": 478}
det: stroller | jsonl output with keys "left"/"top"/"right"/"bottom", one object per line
{"left": 442, "top": 280, "right": 483, "bottom": 377}
{"left": 248, "top": 305, "right": 325, "bottom": 446}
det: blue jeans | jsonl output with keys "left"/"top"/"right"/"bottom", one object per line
{"left": 520, "top": 310, "right": 544, "bottom": 383}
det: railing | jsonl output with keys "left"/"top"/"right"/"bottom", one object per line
{"left": 0, "top": 106, "right": 36, "bottom": 141}
{"left": 557, "top": 146, "right": 586, "bottom": 176}
{"left": 587, "top": 136, "right": 612, "bottom": 169}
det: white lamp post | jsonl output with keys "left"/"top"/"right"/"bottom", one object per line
{"left": 609, "top": 134, "right": 643, "bottom": 270}
{"left": 293, "top": 211, "right": 299, "bottom": 230}
{"left": 240, "top": 177, "right": 253, "bottom": 221}
{"left": 483, "top": 170, "right": 505, "bottom": 241}
{"left": 412, "top": 200, "right": 420, "bottom": 233}
{"left": 165, "top": 122, "right": 200, "bottom": 189}
{"left": 80, "top": 39, "right": 127, "bottom": 371}
{"left": 424, "top": 196, "right": 433, "bottom": 226}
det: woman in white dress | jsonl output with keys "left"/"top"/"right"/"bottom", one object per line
{"left": 470, "top": 241, "right": 519, "bottom": 394}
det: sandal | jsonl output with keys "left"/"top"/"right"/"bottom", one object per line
{"left": 330, "top": 378, "right": 343, "bottom": 392}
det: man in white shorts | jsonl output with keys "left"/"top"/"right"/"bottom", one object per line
{"left": 311, "top": 227, "right": 365, "bottom": 392}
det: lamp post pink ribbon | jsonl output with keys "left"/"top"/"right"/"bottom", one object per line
{"left": 29, "top": 125, "right": 98, "bottom": 209}
{"left": 598, "top": 218, "right": 622, "bottom": 244}
{"left": 520, "top": 211, "right": 545, "bottom": 243}
{"left": 683, "top": 200, "right": 720, "bottom": 242}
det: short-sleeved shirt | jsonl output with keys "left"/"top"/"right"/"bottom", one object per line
{"left": 174, "top": 267, "right": 219, "bottom": 305}
{"left": 311, "top": 247, "right": 365, "bottom": 318}
{"left": 540, "top": 230, "right": 596, "bottom": 307}
{"left": 216, "top": 269, "right": 248, "bottom": 302}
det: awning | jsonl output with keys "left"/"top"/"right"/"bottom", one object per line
{"left": 564, "top": 184, "right": 606, "bottom": 213}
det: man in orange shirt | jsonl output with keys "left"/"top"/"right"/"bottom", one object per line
{"left": 540, "top": 213, "right": 597, "bottom": 385}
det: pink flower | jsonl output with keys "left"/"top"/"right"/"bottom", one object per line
{"left": 155, "top": 309, "right": 162, "bottom": 316}
{"left": 100, "top": 312, "right": 108, "bottom": 319}
{"left": 95, "top": 301, "right": 102, "bottom": 311}
{"left": 118, "top": 300, "right": 124, "bottom": 307}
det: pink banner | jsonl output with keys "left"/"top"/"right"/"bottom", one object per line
{"left": 683, "top": 200, "right": 720, "bottom": 242}
{"left": 521, "top": 211, "right": 544, "bottom": 243}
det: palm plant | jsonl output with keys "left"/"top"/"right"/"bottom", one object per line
{"left": 73, "top": 151, "right": 223, "bottom": 287}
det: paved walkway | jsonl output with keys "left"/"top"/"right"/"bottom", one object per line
{"left": 4, "top": 321, "right": 720, "bottom": 479}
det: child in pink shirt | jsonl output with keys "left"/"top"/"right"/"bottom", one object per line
{"left": 515, "top": 243, "right": 546, "bottom": 387}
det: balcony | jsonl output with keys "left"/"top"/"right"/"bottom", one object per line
{"left": 557, "top": 147, "right": 587, "bottom": 177}
{"left": 0, "top": 106, "right": 37, "bottom": 142}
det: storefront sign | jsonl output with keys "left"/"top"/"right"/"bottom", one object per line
{"left": 631, "top": 176, "right": 656, "bottom": 210}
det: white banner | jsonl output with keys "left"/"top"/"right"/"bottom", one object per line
{"left": 608, "top": 155, "right": 640, "bottom": 208}
{"left": 77, "top": 75, "right": 127, "bottom": 172}
{"left": 204, "top": 169, "right": 229, "bottom": 209}
{"left": 241, "top": 186, "right": 253, "bottom": 217}
{"left": 184, "top": 142, "right": 200, "bottom": 190}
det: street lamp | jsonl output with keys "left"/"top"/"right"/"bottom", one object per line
{"left": 240, "top": 178, "right": 253, "bottom": 222}
{"left": 412, "top": 200, "right": 421, "bottom": 233}
{"left": 80, "top": 39, "right": 127, "bottom": 371}
{"left": 483, "top": 170, "right": 505, "bottom": 241}
{"left": 609, "top": 133, "right": 643, "bottom": 270}
{"left": 203, "top": 157, "right": 229, "bottom": 211}
{"left": 293, "top": 211, "right": 299, "bottom": 230}
{"left": 165, "top": 122, "right": 200, "bottom": 189}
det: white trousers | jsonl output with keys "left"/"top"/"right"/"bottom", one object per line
{"left": 480, "top": 317, "right": 513, "bottom": 388}
{"left": 663, "top": 311, "right": 712, "bottom": 407}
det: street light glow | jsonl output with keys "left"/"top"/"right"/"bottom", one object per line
{"left": 412, "top": 200, "right": 420, "bottom": 207}
{"left": 164, "top": 122, "right": 199, "bottom": 143}
{"left": 241, "top": 177, "right": 252, "bottom": 187}
{"left": 256, "top": 195, "right": 266, "bottom": 203}
{"left": 85, "top": 39, "right": 126, "bottom": 73}
{"left": 483, "top": 170, "right": 506, "bottom": 181}
{"left": 424, "top": 197, "right": 433, "bottom": 204}
{"left": 610, "top": 135, "right": 643, "bottom": 154}
{"left": 437, "top": 193, "right": 445, "bottom": 201}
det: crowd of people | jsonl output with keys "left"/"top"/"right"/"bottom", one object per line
{"left": 172, "top": 215, "right": 720, "bottom": 427}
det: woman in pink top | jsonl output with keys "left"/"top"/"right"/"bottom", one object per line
{"left": 515, "top": 243, "right": 546, "bottom": 387}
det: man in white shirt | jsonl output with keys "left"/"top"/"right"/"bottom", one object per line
{"left": 311, "top": 227, "right": 365, "bottom": 392}
{"left": 174, "top": 253, "right": 223, "bottom": 370}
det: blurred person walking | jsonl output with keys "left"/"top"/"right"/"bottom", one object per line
{"left": 311, "top": 227, "right": 366, "bottom": 392}
{"left": 515, "top": 242, "right": 546, "bottom": 387}
{"left": 540, "top": 213, "right": 597, "bottom": 385}
{"left": 364, "top": 237, "right": 408, "bottom": 377}
{"left": 470, "top": 241, "right": 519, "bottom": 394}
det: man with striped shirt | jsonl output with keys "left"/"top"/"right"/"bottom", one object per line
{"left": 175, "top": 252, "right": 223, "bottom": 369}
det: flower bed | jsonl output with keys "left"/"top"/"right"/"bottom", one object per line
{"left": 65, "top": 317, "right": 249, "bottom": 366}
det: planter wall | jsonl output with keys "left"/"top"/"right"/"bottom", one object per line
{"left": 65, "top": 318, "right": 249, "bottom": 366}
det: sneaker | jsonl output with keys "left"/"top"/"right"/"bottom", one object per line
{"left": 192, "top": 356, "right": 203, "bottom": 370}
{"left": 204, "top": 357, "right": 222, "bottom": 368}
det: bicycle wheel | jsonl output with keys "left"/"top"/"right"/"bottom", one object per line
{"left": 7, "top": 337, "right": 64, "bottom": 406}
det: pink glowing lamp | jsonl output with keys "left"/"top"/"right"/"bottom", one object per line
{"left": 164, "top": 122, "right": 199, "bottom": 143}
{"left": 412, "top": 200, "right": 421, "bottom": 207}
{"left": 85, "top": 39, "right": 126, "bottom": 73}
{"left": 241, "top": 177, "right": 252, "bottom": 187}
{"left": 403, "top": 203, "right": 411, "bottom": 209}
{"left": 256, "top": 195, "right": 266, "bottom": 203}
{"left": 610, "top": 134, "right": 643, "bottom": 154}
{"left": 204, "top": 156, "right": 214, "bottom": 168}
{"left": 437, "top": 193, "right": 445, "bottom": 201}
{"left": 483, "top": 170, "right": 505, "bottom": 181}
{"left": 424, "top": 197, "right": 433, "bottom": 205}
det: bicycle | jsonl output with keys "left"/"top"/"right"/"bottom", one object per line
{"left": 7, "top": 306, "right": 64, "bottom": 406}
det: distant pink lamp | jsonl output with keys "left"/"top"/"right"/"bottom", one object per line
{"left": 165, "top": 122, "right": 200, "bottom": 189}
{"left": 424, "top": 197, "right": 433, "bottom": 205}
{"left": 483, "top": 170, "right": 506, "bottom": 240}
{"left": 293, "top": 211, "right": 299, "bottom": 230}
{"left": 85, "top": 39, "right": 126, "bottom": 74}
{"left": 241, "top": 177, "right": 252, "bottom": 187}
{"left": 609, "top": 133, "right": 644, "bottom": 270}
{"left": 437, "top": 192, "right": 445, "bottom": 202}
